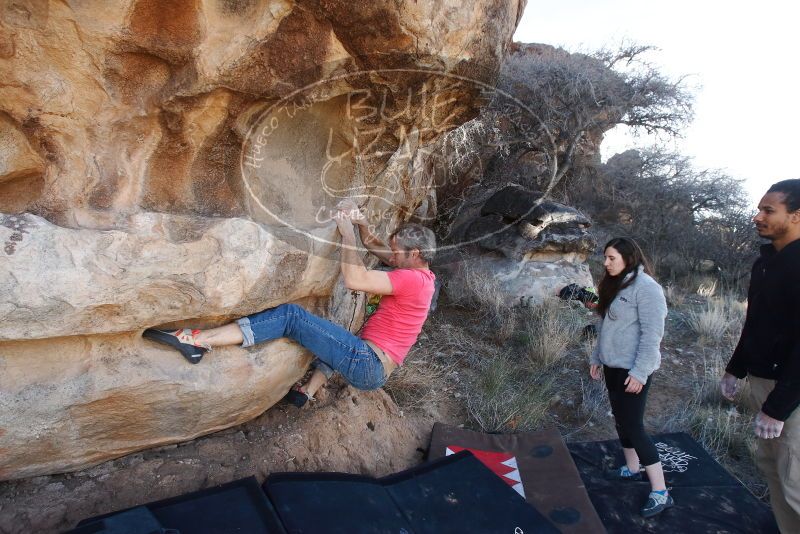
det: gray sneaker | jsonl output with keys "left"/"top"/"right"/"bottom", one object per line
{"left": 641, "top": 491, "right": 673, "bottom": 518}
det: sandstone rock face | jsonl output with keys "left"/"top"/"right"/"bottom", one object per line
{"left": 0, "top": 0, "right": 525, "bottom": 479}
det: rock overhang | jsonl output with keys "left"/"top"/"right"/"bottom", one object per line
{"left": 0, "top": 0, "right": 526, "bottom": 479}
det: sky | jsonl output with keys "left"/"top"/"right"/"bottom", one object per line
{"left": 513, "top": 0, "right": 800, "bottom": 203}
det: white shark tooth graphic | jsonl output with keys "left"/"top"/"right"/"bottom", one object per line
{"left": 504, "top": 469, "right": 522, "bottom": 483}
{"left": 501, "top": 457, "right": 519, "bottom": 469}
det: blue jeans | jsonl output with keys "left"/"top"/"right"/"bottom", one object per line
{"left": 236, "top": 304, "right": 386, "bottom": 391}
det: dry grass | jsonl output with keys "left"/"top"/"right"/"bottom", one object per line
{"left": 384, "top": 349, "right": 452, "bottom": 410}
{"left": 434, "top": 276, "right": 592, "bottom": 434}
{"left": 516, "top": 298, "right": 585, "bottom": 369}
{"left": 655, "top": 393, "right": 756, "bottom": 482}
{"left": 663, "top": 284, "right": 686, "bottom": 307}
{"left": 464, "top": 298, "right": 591, "bottom": 433}
{"left": 384, "top": 317, "right": 474, "bottom": 411}
{"left": 449, "top": 263, "right": 518, "bottom": 343}
{"left": 389, "top": 303, "right": 561, "bottom": 434}
{"left": 686, "top": 296, "right": 746, "bottom": 346}
{"left": 694, "top": 351, "right": 729, "bottom": 404}
{"left": 466, "top": 354, "right": 554, "bottom": 433}
{"left": 581, "top": 333, "right": 597, "bottom": 360}
{"left": 449, "top": 262, "right": 505, "bottom": 316}
{"left": 655, "top": 309, "right": 757, "bottom": 478}
{"left": 689, "top": 404, "right": 755, "bottom": 463}
{"left": 579, "top": 375, "right": 609, "bottom": 420}
{"left": 658, "top": 384, "right": 756, "bottom": 467}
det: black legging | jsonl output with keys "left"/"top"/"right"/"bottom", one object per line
{"left": 603, "top": 365, "right": 660, "bottom": 467}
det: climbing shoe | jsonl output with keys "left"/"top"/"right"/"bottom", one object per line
{"left": 284, "top": 386, "right": 314, "bottom": 408}
{"left": 143, "top": 328, "right": 210, "bottom": 364}
{"left": 641, "top": 490, "right": 673, "bottom": 518}
{"left": 610, "top": 465, "right": 643, "bottom": 481}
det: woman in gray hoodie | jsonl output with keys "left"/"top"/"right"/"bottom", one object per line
{"left": 589, "top": 237, "right": 671, "bottom": 518}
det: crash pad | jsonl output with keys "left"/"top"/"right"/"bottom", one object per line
{"left": 568, "top": 432, "right": 779, "bottom": 533}
{"left": 70, "top": 476, "right": 285, "bottom": 534}
{"left": 427, "top": 423, "right": 605, "bottom": 533}
{"left": 263, "top": 449, "right": 558, "bottom": 533}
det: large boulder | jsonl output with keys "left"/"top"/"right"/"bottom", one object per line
{"left": 0, "top": 0, "right": 525, "bottom": 479}
{"left": 439, "top": 185, "right": 596, "bottom": 304}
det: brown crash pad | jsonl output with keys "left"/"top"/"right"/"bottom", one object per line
{"left": 428, "top": 423, "right": 605, "bottom": 533}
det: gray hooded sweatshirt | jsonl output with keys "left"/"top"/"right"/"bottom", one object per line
{"left": 589, "top": 267, "right": 668, "bottom": 384}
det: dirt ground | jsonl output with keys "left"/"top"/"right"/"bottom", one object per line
{"left": 0, "top": 303, "right": 767, "bottom": 533}
{"left": 0, "top": 381, "right": 462, "bottom": 533}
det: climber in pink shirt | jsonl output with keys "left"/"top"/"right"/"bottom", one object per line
{"left": 144, "top": 200, "right": 436, "bottom": 407}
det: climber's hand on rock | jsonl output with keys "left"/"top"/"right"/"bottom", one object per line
{"left": 335, "top": 200, "right": 367, "bottom": 225}
{"left": 334, "top": 211, "right": 356, "bottom": 239}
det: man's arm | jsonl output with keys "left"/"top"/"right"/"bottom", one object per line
{"left": 356, "top": 222, "right": 394, "bottom": 265}
{"left": 749, "top": 279, "right": 800, "bottom": 439}
{"left": 760, "top": 279, "right": 800, "bottom": 423}
{"left": 725, "top": 261, "right": 758, "bottom": 380}
{"left": 336, "top": 200, "right": 394, "bottom": 264}
{"left": 724, "top": 321, "right": 750, "bottom": 379}
{"left": 336, "top": 215, "right": 394, "bottom": 295}
{"left": 720, "top": 324, "right": 749, "bottom": 400}
{"left": 720, "top": 261, "right": 758, "bottom": 399}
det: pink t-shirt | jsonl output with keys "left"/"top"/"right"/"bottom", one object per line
{"left": 360, "top": 268, "right": 436, "bottom": 365}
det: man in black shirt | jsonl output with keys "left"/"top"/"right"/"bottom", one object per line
{"left": 721, "top": 179, "right": 800, "bottom": 533}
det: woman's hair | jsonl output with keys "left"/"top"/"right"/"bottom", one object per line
{"left": 390, "top": 223, "right": 436, "bottom": 263}
{"left": 596, "top": 237, "right": 654, "bottom": 318}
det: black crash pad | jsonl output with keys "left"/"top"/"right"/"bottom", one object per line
{"left": 69, "top": 476, "right": 286, "bottom": 534}
{"left": 427, "top": 423, "right": 604, "bottom": 533}
{"left": 263, "top": 450, "right": 558, "bottom": 534}
{"left": 568, "top": 432, "right": 779, "bottom": 533}
{"left": 67, "top": 506, "right": 164, "bottom": 534}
